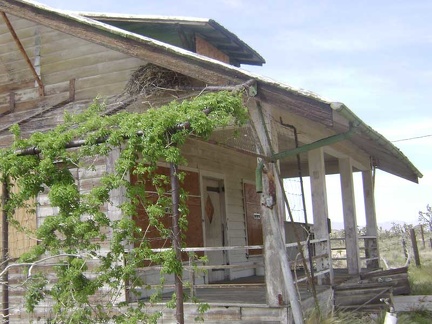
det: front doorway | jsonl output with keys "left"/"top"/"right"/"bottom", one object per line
{"left": 203, "top": 177, "right": 228, "bottom": 283}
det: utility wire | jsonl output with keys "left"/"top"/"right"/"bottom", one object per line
{"left": 392, "top": 134, "right": 432, "bottom": 143}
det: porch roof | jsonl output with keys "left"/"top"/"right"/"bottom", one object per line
{"left": 0, "top": 0, "right": 422, "bottom": 183}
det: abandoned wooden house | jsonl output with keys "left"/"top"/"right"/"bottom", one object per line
{"left": 0, "top": 0, "right": 422, "bottom": 323}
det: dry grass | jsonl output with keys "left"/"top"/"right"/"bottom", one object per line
{"left": 304, "top": 308, "right": 389, "bottom": 324}
{"left": 327, "top": 229, "right": 432, "bottom": 323}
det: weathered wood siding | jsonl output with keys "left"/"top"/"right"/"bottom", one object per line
{"left": 0, "top": 181, "right": 37, "bottom": 259}
{"left": 0, "top": 14, "right": 145, "bottom": 115}
{"left": 0, "top": 10, "right": 146, "bottom": 260}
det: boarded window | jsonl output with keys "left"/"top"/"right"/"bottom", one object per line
{"left": 0, "top": 183, "right": 37, "bottom": 259}
{"left": 243, "top": 182, "right": 263, "bottom": 255}
{"left": 131, "top": 166, "right": 203, "bottom": 260}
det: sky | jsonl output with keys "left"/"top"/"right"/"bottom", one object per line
{"left": 37, "top": 0, "right": 432, "bottom": 228}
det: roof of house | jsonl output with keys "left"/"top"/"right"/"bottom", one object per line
{"left": 80, "top": 13, "right": 266, "bottom": 67}
{"left": 0, "top": 0, "right": 422, "bottom": 183}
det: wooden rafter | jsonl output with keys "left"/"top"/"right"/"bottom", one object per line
{"left": 1, "top": 12, "right": 44, "bottom": 96}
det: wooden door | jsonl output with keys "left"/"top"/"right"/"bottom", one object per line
{"left": 203, "top": 177, "right": 227, "bottom": 282}
{"left": 244, "top": 182, "right": 263, "bottom": 255}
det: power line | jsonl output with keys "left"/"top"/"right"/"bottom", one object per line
{"left": 392, "top": 134, "right": 432, "bottom": 143}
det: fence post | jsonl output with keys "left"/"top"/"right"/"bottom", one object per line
{"left": 410, "top": 228, "right": 421, "bottom": 267}
{"left": 420, "top": 225, "right": 425, "bottom": 249}
{"left": 402, "top": 239, "right": 408, "bottom": 260}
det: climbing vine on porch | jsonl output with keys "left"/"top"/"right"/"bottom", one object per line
{"left": 0, "top": 90, "right": 248, "bottom": 323}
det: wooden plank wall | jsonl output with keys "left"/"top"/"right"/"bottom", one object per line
{"left": 0, "top": 181, "right": 37, "bottom": 259}
{"left": 0, "top": 14, "right": 145, "bottom": 117}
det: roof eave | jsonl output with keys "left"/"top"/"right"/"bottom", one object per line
{"left": 80, "top": 12, "right": 211, "bottom": 25}
{"left": 207, "top": 19, "right": 266, "bottom": 65}
{"left": 80, "top": 12, "right": 265, "bottom": 66}
{"left": 330, "top": 102, "right": 422, "bottom": 183}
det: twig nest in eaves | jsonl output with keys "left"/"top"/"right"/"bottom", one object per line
{"left": 125, "top": 64, "right": 193, "bottom": 97}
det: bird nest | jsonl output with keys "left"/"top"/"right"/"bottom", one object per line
{"left": 124, "top": 64, "right": 193, "bottom": 97}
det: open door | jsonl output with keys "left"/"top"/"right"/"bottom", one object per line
{"left": 203, "top": 177, "right": 228, "bottom": 283}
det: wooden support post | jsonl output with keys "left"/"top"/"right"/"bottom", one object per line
{"left": 249, "top": 101, "right": 304, "bottom": 323}
{"left": 8, "top": 92, "right": 15, "bottom": 112}
{"left": 261, "top": 163, "right": 304, "bottom": 323}
{"left": 362, "top": 170, "right": 380, "bottom": 269}
{"left": 308, "top": 148, "right": 333, "bottom": 284}
{"left": 410, "top": 228, "right": 421, "bottom": 267}
{"left": 106, "top": 148, "right": 129, "bottom": 303}
{"left": 1, "top": 12, "right": 44, "bottom": 96}
{"left": 69, "top": 79, "right": 76, "bottom": 101}
{"left": 420, "top": 225, "right": 425, "bottom": 249}
{"left": 249, "top": 101, "right": 288, "bottom": 306}
{"left": 170, "top": 163, "right": 184, "bottom": 324}
{"left": 260, "top": 192, "right": 288, "bottom": 305}
{"left": 339, "top": 158, "right": 360, "bottom": 275}
{"left": 1, "top": 179, "right": 9, "bottom": 324}
{"left": 402, "top": 239, "right": 408, "bottom": 260}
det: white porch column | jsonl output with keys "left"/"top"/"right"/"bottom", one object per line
{"left": 362, "top": 170, "right": 380, "bottom": 269}
{"left": 339, "top": 158, "right": 360, "bottom": 275}
{"left": 308, "top": 147, "right": 333, "bottom": 284}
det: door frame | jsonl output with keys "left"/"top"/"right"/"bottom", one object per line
{"left": 200, "top": 171, "right": 229, "bottom": 282}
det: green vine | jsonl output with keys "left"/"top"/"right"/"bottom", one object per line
{"left": 0, "top": 90, "right": 248, "bottom": 323}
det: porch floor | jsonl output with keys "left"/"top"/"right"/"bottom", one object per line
{"left": 143, "top": 269, "right": 368, "bottom": 323}
{"left": 191, "top": 275, "right": 331, "bottom": 305}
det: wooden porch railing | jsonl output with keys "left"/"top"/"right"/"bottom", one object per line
{"left": 134, "top": 237, "right": 332, "bottom": 295}
{"left": 330, "top": 235, "right": 379, "bottom": 268}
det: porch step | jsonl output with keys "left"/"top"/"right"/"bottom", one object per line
{"left": 333, "top": 267, "right": 410, "bottom": 312}
{"left": 156, "top": 304, "right": 288, "bottom": 323}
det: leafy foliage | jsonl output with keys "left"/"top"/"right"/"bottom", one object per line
{"left": 0, "top": 91, "right": 248, "bottom": 322}
{"left": 419, "top": 204, "right": 432, "bottom": 231}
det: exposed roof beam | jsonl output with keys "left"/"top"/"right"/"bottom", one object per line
{"left": 0, "top": 11, "right": 44, "bottom": 96}
{"left": 0, "top": 0, "right": 238, "bottom": 84}
{"left": 225, "top": 53, "right": 254, "bottom": 59}
{"left": 199, "top": 35, "right": 232, "bottom": 44}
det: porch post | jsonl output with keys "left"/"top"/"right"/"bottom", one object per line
{"left": 249, "top": 101, "right": 301, "bottom": 316}
{"left": 308, "top": 148, "right": 333, "bottom": 284}
{"left": 362, "top": 170, "right": 380, "bottom": 269}
{"left": 339, "top": 158, "right": 360, "bottom": 275}
{"left": 106, "top": 148, "right": 130, "bottom": 303}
